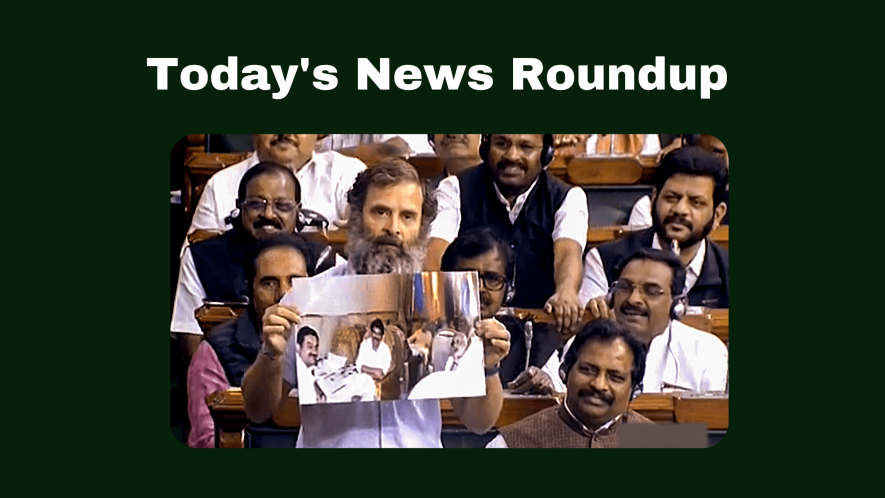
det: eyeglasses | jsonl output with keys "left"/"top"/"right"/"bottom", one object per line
{"left": 610, "top": 280, "right": 668, "bottom": 298}
{"left": 479, "top": 272, "right": 508, "bottom": 291}
{"left": 242, "top": 198, "right": 298, "bottom": 213}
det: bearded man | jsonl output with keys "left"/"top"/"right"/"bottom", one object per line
{"left": 579, "top": 147, "right": 729, "bottom": 309}
{"left": 241, "top": 159, "right": 512, "bottom": 448}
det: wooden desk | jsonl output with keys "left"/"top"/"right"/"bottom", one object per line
{"left": 207, "top": 388, "right": 727, "bottom": 448}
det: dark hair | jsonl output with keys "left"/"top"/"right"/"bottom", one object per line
{"left": 440, "top": 227, "right": 514, "bottom": 283}
{"left": 561, "top": 320, "right": 647, "bottom": 394}
{"left": 346, "top": 158, "right": 438, "bottom": 233}
{"left": 654, "top": 146, "right": 728, "bottom": 207}
{"left": 481, "top": 134, "right": 554, "bottom": 160}
{"left": 297, "top": 326, "right": 319, "bottom": 347}
{"left": 237, "top": 161, "right": 302, "bottom": 204}
{"left": 245, "top": 233, "right": 320, "bottom": 288}
{"left": 370, "top": 318, "right": 384, "bottom": 334}
{"left": 615, "top": 248, "right": 686, "bottom": 297}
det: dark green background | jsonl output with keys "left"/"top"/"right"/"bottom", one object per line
{"left": 53, "top": 2, "right": 813, "bottom": 494}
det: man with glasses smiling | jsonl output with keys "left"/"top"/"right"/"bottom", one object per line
{"left": 584, "top": 248, "right": 728, "bottom": 393}
{"left": 172, "top": 162, "right": 337, "bottom": 359}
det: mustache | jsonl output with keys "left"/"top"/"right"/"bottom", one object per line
{"left": 442, "top": 135, "right": 467, "bottom": 146}
{"left": 371, "top": 235, "right": 404, "bottom": 249}
{"left": 663, "top": 214, "right": 693, "bottom": 229}
{"left": 619, "top": 303, "right": 648, "bottom": 316}
{"left": 253, "top": 217, "right": 282, "bottom": 229}
{"left": 271, "top": 135, "right": 297, "bottom": 147}
{"left": 496, "top": 160, "right": 525, "bottom": 170}
{"left": 578, "top": 387, "right": 613, "bottom": 405}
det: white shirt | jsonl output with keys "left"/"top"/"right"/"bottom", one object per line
{"left": 578, "top": 233, "right": 707, "bottom": 307}
{"left": 627, "top": 195, "right": 652, "bottom": 230}
{"left": 585, "top": 134, "right": 661, "bottom": 156}
{"left": 170, "top": 246, "right": 208, "bottom": 335}
{"left": 355, "top": 338, "right": 392, "bottom": 375}
{"left": 185, "top": 150, "right": 366, "bottom": 248}
{"left": 409, "top": 335, "right": 486, "bottom": 400}
{"left": 428, "top": 173, "right": 589, "bottom": 251}
{"left": 316, "top": 134, "right": 434, "bottom": 156}
{"left": 641, "top": 320, "right": 728, "bottom": 393}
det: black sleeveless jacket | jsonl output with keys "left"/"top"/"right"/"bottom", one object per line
{"left": 457, "top": 165, "right": 571, "bottom": 308}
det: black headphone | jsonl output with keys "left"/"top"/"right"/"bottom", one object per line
{"left": 503, "top": 266, "right": 517, "bottom": 306}
{"left": 479, "top": 134, "right": 555, "bottom": 168}
{"left": 605, "top": 282, "right": 688, "bottom": 321}
{"left": 558, "top": 362, "right": 644, "bottom": 401}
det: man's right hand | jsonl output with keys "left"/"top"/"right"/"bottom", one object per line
{"left": 261, "top": 304, "right": 302, "bottom": 356}
{"left": 586, "top": 296, "right": 616, "bottom": 321}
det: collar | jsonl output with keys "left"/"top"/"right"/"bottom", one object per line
{"left": 255, "top": 151, "right": 316, "bottom": 173}
{"left": 492, "top": 175, "right": 541, "bottom": 223}
{"left": 652, "top": 233, "right": 706, "bottom": 286}
{"left": 558, "top": 401, "right": 622, "bottom": 438}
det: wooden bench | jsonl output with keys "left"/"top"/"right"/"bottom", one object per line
{"left": 207, "top": 388, "right": 727, "bottom": 448}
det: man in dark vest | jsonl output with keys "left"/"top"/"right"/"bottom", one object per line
{"left": 426, "top": 134, "right": 589, "bottom": 337}
{"left": 186, "top": 233, "right": 319, "bottom": 447}
{"left": 579, "top": 146, "right": 728, "bottom": 309}
{"left": 171, "top": 162, "right": 336, "bottom": 360}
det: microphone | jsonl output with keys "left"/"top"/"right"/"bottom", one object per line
{"left": 671, "top": 239, "right": 680, "bottom": 257}
{"left": 524, "top": 321, "right": 534, "bottom": 372}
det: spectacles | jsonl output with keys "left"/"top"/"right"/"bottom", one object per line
{"left": 479, "top": 272, "right": 508, "bottom": 291}
{"left": 610, "top": 280, "right": 668, "bottom": 298}
{"left": 242, "top": 198, "right": 298, "bottom": 213}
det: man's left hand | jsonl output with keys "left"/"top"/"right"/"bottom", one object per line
{"left": 475, "top": 318, "right": 510, "bottom": 369}
{"left": 545, "top": 290, "right": 583, "bottom": 338}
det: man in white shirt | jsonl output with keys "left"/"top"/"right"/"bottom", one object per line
{"left": 425, "top": 134, "right": 589, "bottom": 337}
{"left": 580, "top": 146, "right": 729, "bottom": 309}
{"left": 186, "top": 134, "right": 367, "bottom": 247}
{"left": 241, "top": 159, "right": 512, "bottom": 447}
{"left": 584, "top": 248, "right": 728, "bottom": 393}
{"left": 356, "top": 319, "right": 393, "bottom": 379}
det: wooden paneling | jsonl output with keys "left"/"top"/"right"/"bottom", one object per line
{"left": 207, "top": 388, "right": 727, "bottom": 448}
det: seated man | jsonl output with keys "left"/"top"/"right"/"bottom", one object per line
{"left": 628, "top": 134, "right": 729, "bottom": 229}
{"left": 241, "top": 159, "right": 511, "bottom": 447}
{"left": 585, "top": 248, "right": 728, "bottom": 393}
{"left": 581, "top": 146, "right": 729, "bottom": 309}
{"left": 185, "top": 233, "right": 317, "bottom": 448}
{"left": 171, "top": 162, "right": 336, "bottom": 358}
{"left": 440, "top": 227, "right": 563, "bottom": 394}
{"left": 318, "top": 134, "right": 434, "bottom": 159}
{"left": 355, "top": 319, "right": 392, "bottom": 380}
{"left": 425, "top": 134, "right": 482, "bottom": 188}
{"left": 487, "top": 319, "right": 652, "bottom": 448}
{"left": 187, "top": 134, "right": 367, "bottom": 244}
{"left": 427, "top": 134, "right": 589, "bottom": 336}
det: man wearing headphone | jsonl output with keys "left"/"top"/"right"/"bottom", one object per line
{"left": 440, "top": 228, "right": 564, "bottom": 394}
{"left": 585, "top": 248, "right": 728, "bottom": 393}
{"left": 487, "top": 319, "right": 652, "bottom": 448}
{"left": 426, "top": 134, "right": 589, "bottom": 338}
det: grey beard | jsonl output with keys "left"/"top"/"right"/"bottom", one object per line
{"left": 346, "top": 236, "right": 426, "bottom": 275}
